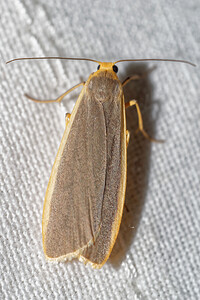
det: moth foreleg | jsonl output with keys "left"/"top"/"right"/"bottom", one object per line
{"left": 122, "top": 75, "right": 141, "bottom": 87}
{"left": 122, "top": 67, "right": 156, "bottom": 87}
{"left": 25, "top": 82, "right": 85, "bottom": 103}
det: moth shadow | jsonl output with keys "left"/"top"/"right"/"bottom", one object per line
{"left": 109, "top": 63, "right": 160, "bottom": 268}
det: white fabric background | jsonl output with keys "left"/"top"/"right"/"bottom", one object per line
{"left": 1, "top": 0, "right": 200, "bottom": 299}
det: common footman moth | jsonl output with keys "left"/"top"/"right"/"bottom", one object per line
{"left": 6, "top": 57, "right": 195, "bottom": 268}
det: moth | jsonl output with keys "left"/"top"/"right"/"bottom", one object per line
{"left": 6, "top": 56, "right": 195, "bottom": 268}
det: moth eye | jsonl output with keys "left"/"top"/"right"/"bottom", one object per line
{"left": 97, "top": 65, "right": 100, "bottom": 70}
{"left": 112, "top": 65, "right": 118, "bottom": 73}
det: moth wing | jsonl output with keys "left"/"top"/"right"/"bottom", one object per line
{"left": 42, "top": 87, "right": 107, "bottom": 260}
{"left": 80, "top": 93, "right": 127, "bottom": 268}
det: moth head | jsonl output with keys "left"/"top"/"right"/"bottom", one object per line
{"left": 97, "top": 62, "right": 118, "bottom": 74}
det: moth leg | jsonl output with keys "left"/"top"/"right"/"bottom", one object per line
{"left": 126, "top": 130, "right": 130, "bottom": 147}
{"left": 25, "top": 82, "right": 85, "bottom": 103}
{"left": 122, "top": 67, "right": 156, "bottom": 87}
{"left": 126, "top": 100, "right": 164, "bottom": 143}
{"left": 65, "top": 113, "right": 71, "bottom": 127}
{"left": 122, "top": 75, "right": 141, "bottom": 87}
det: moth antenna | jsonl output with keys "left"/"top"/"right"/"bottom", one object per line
{"left": 6, "top": 57, "right": 196, "bottom": 67}
{"left": 114, "top": 58, "right": 196, "bottom": 67}
{"left": 6, "top": 57, "right": 100, "bottom": 64}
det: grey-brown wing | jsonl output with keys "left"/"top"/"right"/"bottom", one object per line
{"left": 80, "top": 92, "right": 126, "bottom": 267}
{"left": 43, "top": 89, "right": 107, "bottom": 259}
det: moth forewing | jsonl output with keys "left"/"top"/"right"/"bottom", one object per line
{"left": 42, "top": 86, "right": 93, "bottom": 261}
{"left": 79, "top": 93, "right": 127, "bottom": 268}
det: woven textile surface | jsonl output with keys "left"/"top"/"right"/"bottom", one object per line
{"left": 1, "top": 0, "right": 200, "bottom": 299}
